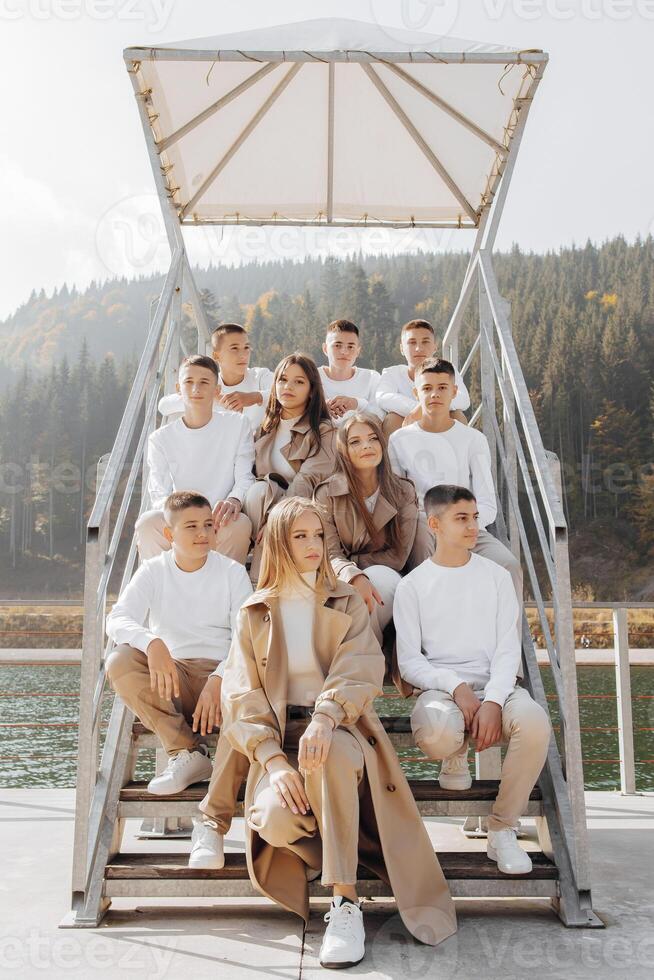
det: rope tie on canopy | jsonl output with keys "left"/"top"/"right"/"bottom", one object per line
{"left": 205, "top": 60, "right": 217, "bottom": 86}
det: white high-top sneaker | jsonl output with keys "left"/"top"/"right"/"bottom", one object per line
{"left": 189, "top": 817, "right": 224, "bottom": 870}
{"left": 438, "top": 748, "right": 472, "bottom": 791}
{"left": 319, "top": 897, "right": 365, "bottom": 969}
{"left": 487, "top": 828, "right": 533, "bottom": 874}
{"left": 147, "top": 745, "right": 212, "bottom": 796}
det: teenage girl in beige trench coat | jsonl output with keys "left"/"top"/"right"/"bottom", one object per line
{"left": 220, "top": 497, "right": 457, "bottom": 968}
{"left": 314, "top": 412, "right": 419, "bottom": 644}
{"left": 242, "top": 352, "right": 337, "bottom": 581}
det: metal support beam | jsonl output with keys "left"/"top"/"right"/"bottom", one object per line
{"left": 361, "top": 64, "right": 478, "bottom": 224}
{"left": 612, "top": 608, "right": 637, "bottom": 795}
{"left": 326, "top": 62, "right": 335, "bottom": 222}
{"left": 181, "top": 63, "right": 303, "bottom": 218}
{"left": 157, "top": 62, "right": 279, "bottom": 152}
{"left": 379, "top": 61, "right": 507, "bottom": 156}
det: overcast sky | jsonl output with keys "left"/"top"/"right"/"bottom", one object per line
{"left": 1, "top": 0, "right": 652, "bottom": 320}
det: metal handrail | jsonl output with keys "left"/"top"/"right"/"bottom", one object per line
{"left": 87, "top": 249, "right": 183, "bottom": 533}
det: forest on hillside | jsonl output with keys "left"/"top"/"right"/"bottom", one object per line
{"left": 0, "top": 235, "right": 652, "bottom": 597}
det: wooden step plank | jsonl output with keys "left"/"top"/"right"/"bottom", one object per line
{"left": 105, "top": 877, "right": 559, "bottom": 900}
{"left": 119, "top": 779, "right": 541, "bottom": 803}
{"left": 117, "top": 779, "right": 543, "bottom": 818}
{"left": 106, "top": 850, "right": 558, "bottom": 881}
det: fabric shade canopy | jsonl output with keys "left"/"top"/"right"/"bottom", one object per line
{"left": 125, "top": 18, "right": 547, "bottom": 229}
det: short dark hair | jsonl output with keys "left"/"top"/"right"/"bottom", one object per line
{"left": 163, "top": 491, "right": 212, "bottom": 522}
{"left": 401, "top": 318, "right": 434, "bottom": 336}
{"left": 211, "top": 323, "right": 248, "bottom": 349}
{"left": 326, "top": 319, "right": 359, "bottom": 338}
{"left": 424, "top": 484, "right": 476, "bottom": 517}
{"left": 179, "top": 354, "right": 219, "bottom": 380}
{"left": 414, "top": 356, "right": 456, "bottom": 381}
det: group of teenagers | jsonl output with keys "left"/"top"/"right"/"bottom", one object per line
{"left": 106, "top": 317, "right": 552, "bottom": 969}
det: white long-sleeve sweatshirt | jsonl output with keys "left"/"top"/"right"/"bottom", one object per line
{"left": 388, "top": 419, "right": 497, "bottom": 528}
{"left": 393, "top": 553, "right": 521, "bottom": 708}
{"left": 376, "top": 363, "right": 470, "bottom": 417}
{"left": 106, "top": 550, "right": 253, "bottom": 676}
{"left": 145, "top": 410, "right": 255, "bottom": 511}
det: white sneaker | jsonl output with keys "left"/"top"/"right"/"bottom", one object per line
{"left": 438, "top": 749, "right": 472, "bottom": 791}
{"left": 189, "top": 817, "right": 224, "bottom": 870}
{"left": 147, "top": 745, "right": 212, "bottom": 796}
{"left": 319, "top": 897, "right": 365, "bottom": 969}
{"left": 487, "top": 828, "right": 533, "bottom": 874}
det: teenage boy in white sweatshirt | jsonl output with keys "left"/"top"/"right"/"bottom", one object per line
{"left": 136, "top": 354, "right": 255, "bottom": 564}
{"left": 388, "top": 356, "right": 522, "bottom": 598}
{"left": 158, "top": 323, "right": 273, "bottom": 431}
{"left": 106, "top": 490, "right": 253, "bottom": 869}
{"left": 318, "top": 319, "right": 382, "bottom": 425}
{"left": 376, "top": 319, "right": 470, "bottom": 437}
{"left": 394, "top": 484, "right": 551, "bottom": 874}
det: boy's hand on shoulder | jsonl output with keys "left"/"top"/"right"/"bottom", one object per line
{"left": 471, "top": 701, "right": 503, "bottom": 751}
{"left": 146, "top": 639, "right": 180, "bottom": 701}
{"left": 193, "top": 674, "right": 222, "bottom": 735}
{"left": 453, "top": 682, "right": 482, "bottom": 729}
{"left": 213, "top": 497, "right": 241, "bottom": 527}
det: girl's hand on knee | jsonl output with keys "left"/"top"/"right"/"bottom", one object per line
{"left": 267, "top": 759, "right": 310, "bottom": 815}
{"left": 298, "top": 715, "right": 334, "bottom": 772}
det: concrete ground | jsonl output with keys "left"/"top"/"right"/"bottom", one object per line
{"left": 0, "top": 791, "right": 652, "bottom": 979}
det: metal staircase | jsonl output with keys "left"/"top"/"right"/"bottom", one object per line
{"left": 62, "top": 237, "right": 602, "bottom": 929}
{"left": 63, "top": 31, "right": 602, "bottom": 930}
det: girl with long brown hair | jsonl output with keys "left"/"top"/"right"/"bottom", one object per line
{"left": 314, "top": 412, "right": 418, "bottom": 642}
{"left": 242, "top": 352, "right": 336, "bottom": 580}
{"left": 220, "top": 496, "right": 457, "bottom": 969}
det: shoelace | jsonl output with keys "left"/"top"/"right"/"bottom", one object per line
{"left": 163, "top": 750, "right": 193, "bottom": 774}
{"left": 323, "top": 903, "right": 360, "bottom": 938}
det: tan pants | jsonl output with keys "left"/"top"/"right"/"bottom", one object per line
{"left": 409, "top": 516, "right": 523, "bottom": 602}
{"left": 135, "top": 508, "right": 252, "bottom": 565}
{"left": 105, "top": 644, "right": 247, "bottom": 834}
{"left": 412, "top": 685, "right": 550, "bottom": 831}
{"left": 361, "top": 564, "right": 400, "bottom": 643}
{"left": 247, "top": 722, "right": 365, "bottom": 886}
{"left": 242, "top": 479, "right": 285, "bottom": 583}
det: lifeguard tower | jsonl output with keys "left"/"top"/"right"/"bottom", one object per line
{"left": 65, "top": 19, "right": 602, "bottom": 930}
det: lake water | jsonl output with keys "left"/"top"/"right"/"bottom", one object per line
{"left": 0, "top": 664, "right": 652, "bottom": 791}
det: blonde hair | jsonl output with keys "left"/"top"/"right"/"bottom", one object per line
{"left": 257, "top": 497, "right": 337, "bottom": 596}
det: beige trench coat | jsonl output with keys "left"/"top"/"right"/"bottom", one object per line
{"left": 253, "top": 416, "right": 337, "bottom": 500}
{"left": 314, "top": 472, "right": 419, "bottom": 583}
{"left": 220, "top": 579, "right": 457, "bottom": 946}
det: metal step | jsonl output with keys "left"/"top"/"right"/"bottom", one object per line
{"left": 118, "top": 779, "right": 544, "bottom": 819}
{"left": 104, "top": 850, "right": 558, "bottom": 900}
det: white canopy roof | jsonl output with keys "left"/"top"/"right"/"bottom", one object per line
{"left": 125, "top": 18, "right": 547, "bottom": 229}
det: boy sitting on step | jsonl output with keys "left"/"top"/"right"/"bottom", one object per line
{"left": 158, "top": 322, "right": 273, "bottom": 431}
{"left": 375, "top": 319, "right": 470, "bottom": 437}
{"left": 318, "top": 318, "right": 382, "bottom": 426}
{"left": 393, "top": 484, "right": 551, "bottom": 875}
{"left": 106, "top": 491, "right": 253, "bottom": 870}
{"left": 136, "top": 354, "right": 255, "bottom": 565}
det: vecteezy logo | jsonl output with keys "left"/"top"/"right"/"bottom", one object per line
{"left": 368, "top": 0, "right": 460, "bottom": 43}
{"left": 95, "top": 194, "right": 169, "bottom": 278}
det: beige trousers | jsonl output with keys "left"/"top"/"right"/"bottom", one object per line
{"left": 360, "top": 564, "right": 401, "bottom": 643}
{"left": 135, "top": 508, "right": 252, "bottom": 565}
{"left": 105, "top": 644, "right": 247, "bottom": 834}
{"left": 246, "top": 723, "right": 365, "bottom": 886}
{"left": 411, "top": 685, "right": 550, "bottom": 832}
{"left": 409, "top": 516, "right": 523, "bottom": 602}
{"left": 242, "top": 479, "right": 286, "bottom": 583}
